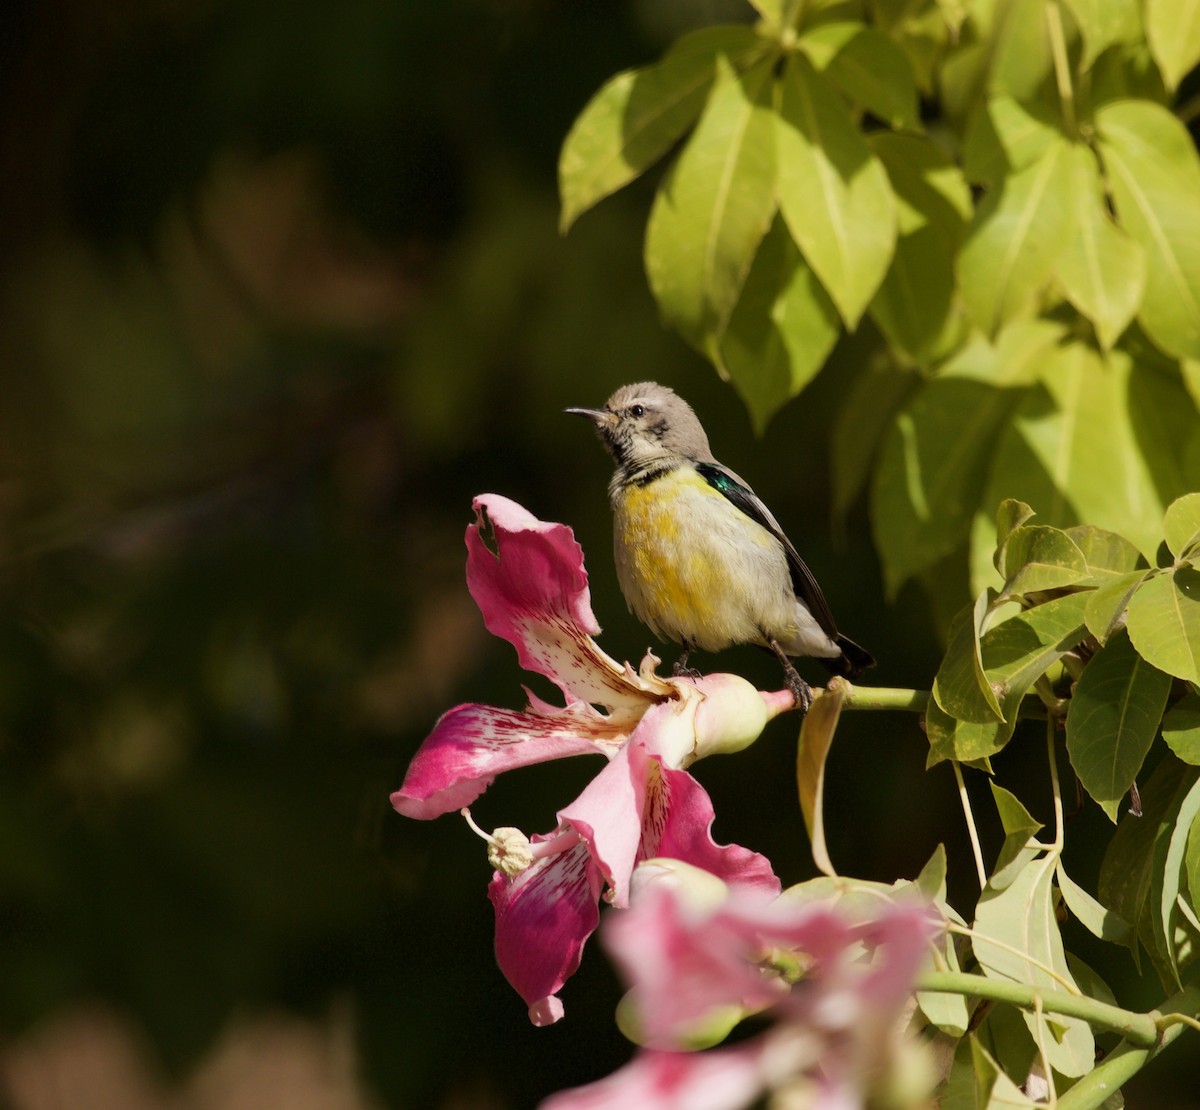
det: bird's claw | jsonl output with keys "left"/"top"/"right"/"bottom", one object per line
{"left": 786, "top": 673, "right": 813, "bottom": 715}
{"left": 672, "top": 661, "right": 702, "bottom": 680}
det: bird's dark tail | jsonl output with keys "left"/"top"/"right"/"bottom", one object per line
{"left": 819, "top": 635, "right": 875, "bottom": 681}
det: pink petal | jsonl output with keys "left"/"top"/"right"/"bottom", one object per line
{"left": 604, "top": 880, "right": 855, "bottom": 1048}
{"left": 539, "top": 1043, "right": 769, "bottom": 1110}
{"left": 557, "top": 740, "right": 646, "bottom": 908}
{"left": 529, "top": 996, "right": 565, "bottom": 1026}
{"left": 856, "top": 905, "right": 940, "bottom": 1007}
{"left": 642, "top": 763, "right": 780, "bottom": 898}
{"left": 467, "top": 495, "right": 656, "bottom": 710}
{"left": 391, "top": 701, "right": 617, "bottom": 820}
{"left": 604, "top": 885, "right": 790, "bottom": 1048}
{"left": 489, "top": 835, "right": 604, "bottom": 1025}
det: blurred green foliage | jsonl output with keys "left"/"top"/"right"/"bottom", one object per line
{"left": 0, "top": 1, "right": 1194, "bottom": 1107}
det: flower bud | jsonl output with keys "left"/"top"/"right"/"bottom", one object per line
{"left": 689, "top": 673, "right": 788, "bottom": 757}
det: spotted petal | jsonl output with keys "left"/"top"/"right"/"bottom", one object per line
{"left": 557, "top": 702, "right": 781, "bottom": 911}
{"left": 392, "top": 699, "right": 626, "bottom": 820}
{"left": 640, "top": 753, "right": 781, "bottom": 899}
{"left": 468, "top": 494, "right": 663, "bottom": 711}
{"left": 489, "top": 835, "right": 604, "bottom": 1026}
{"left": 557, "top": 740, "right": 647, "bottom": 908}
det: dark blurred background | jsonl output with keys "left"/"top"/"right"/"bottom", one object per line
{"left": 0, "top": 1, "right": 1192, "bottom": 1107}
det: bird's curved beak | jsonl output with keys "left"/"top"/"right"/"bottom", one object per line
{"left": 564, "top": 406, "right": 615, "bottom": 427}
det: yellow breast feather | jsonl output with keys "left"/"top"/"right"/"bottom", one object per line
{"left": 613, "top": 469, "right": 779, "bottom": 649}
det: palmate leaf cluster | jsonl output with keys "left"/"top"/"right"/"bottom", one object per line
{"left": 791, "top": 494, "right": 1200, "bottom": 1105}
{"left": 932, "top": 493, "right": 1200, "bottom": 982}
{"left": 559, "top": 0, "right": 1200, "bottom": 610}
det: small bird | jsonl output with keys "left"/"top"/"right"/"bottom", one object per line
{"left": 567, "top": 382, "right": 873, "bottom": 711}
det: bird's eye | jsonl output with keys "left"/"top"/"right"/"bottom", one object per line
{"left": 629, "top": 404, "right": 645, "bottom": 418}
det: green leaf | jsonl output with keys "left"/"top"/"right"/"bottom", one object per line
{"left": 915, "top": 845, "right": 973, "bottom": 1036}
{"left": 1101, "top": 757, "right": 1200, "bottom": 949}
{"left": 1066, "top": 951, "right": 1121, "bottom": 1011}
{"left": 796, "top": 680, "right": 847, "bottom": 877}
{"left": 958, "top": 139, "right": 1074, "bottom": 335}
{"left": 996, "top": 523, "right": 1089, "bottom": 599}
{"left": 1097, "top": 100, "right": 1200, "bottom": 359}
{"left": 962, "top": 95, "right": 1062, "bottom": 187}
{"left": 871, "top": 378, "right": 1016, "bottom": 595}
{"left": 749, "top": 0, "right": 805, "bottom": 30}
{"left": 924, "top": 698, "right": 966, "bottom": 767}
{"left": 1145, "top": 0, "right": 1200, "bottom": 89}
{"left": 975, "top": 1005, "right": 1039, "bottom": 1104}
{"left": 985, "top": 591, "right": 1091, "bottom": 688}
{"left": 915, "top": 843, "right": 948, "bottom": 901}
{"left": 980, "top": 343, "right": 1172, "bottom": 561}
{"left": 969, "top": 1037, "right": 1038, "bottom": 1108}
{"left": 1059, "top": 0, "right": 1143, "bottom": 71}
{"left": 559, "top": 26, "right": 763, "bottom": 231}
{"left": 868, "top": 132, "right": 971, "bottom": 363}
{"left": 1057, "top": 143, "right": 1147, "bottom": 351}
{"left": 988, "top": 0, "right": 1056, "bottom": 100}
{"left": 1188, "top": 815, "right": 1200, "bottom": 920}
{"left": 934, "top": 592, "right": 1005, "bottom": 724}
{"left": 1055, "top": 860, "right": 1136, "bottom": 949}
{"left": 798, "top": 22, "right": 920, "bottom": 130}
{"left": 830, "top": 363, "right": 916, "bottom": 527}
{"left": 1163, "top": 693, "right": 1200, "bottom": 765}
{"left": 1165, "top": 491, "right": 1200, "bottom": 562}
{"left": 926, "top": 592, "right": 1091, "bottom": 764}
{"left": 918, "top": 944, "right": 972, "bottom": 1037}
{"left": 718, "top": 216, "right": 841, "bottom": 433}
{"left": 973, "top": 857, "right": 1095, "bottom": 1078}
{"left": 1066, "top": 524, "right": 1146, "bottom": 581}
{"left": 994, "top": 499, "right": 1036, "bottom": 550}
{"left": 1126, "top": 566, "right": 1200, "bottom": 684}
{"left": 1161, "top": 774, "right": 1200, "bottom": 982}
{"left": 990, "top": 782, "right": 1044, "bottom": 890}
{"left": 645, "top": 57, "right": 778, "bottom": 349}
{"left": 776, "top": 54, "right": 897, "bottom": 328}
{"left": 1090, "top": 40, "right": 1170, "bottom": 107}
{"left": 1084, "top": 569, "right": 1151, "bottom": 644}
{"left": 1183, "top": 358, "right": 1200, "bottom": 410}
{"left": 1128, "top": 351, "right": 1200, "bottom": 508}
{"left": 872, "top": 322, "right": 1063, "bottom": 595}
{"left": 1066, "top": 629, "right": 1173, "bottom": 822}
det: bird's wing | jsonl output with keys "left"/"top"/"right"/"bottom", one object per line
{"left": 694, "top": 461, "right": 839, "bottom": 639}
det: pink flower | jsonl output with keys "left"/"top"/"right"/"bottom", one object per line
{"left": 540, "top": 1042, "right": 772, "bottom": 1110}
{"left": 391, "top": 495, "right": 795, "bottom": 1025}
{"left": 542, "top": 861, "right": 939, "bottom": 1110}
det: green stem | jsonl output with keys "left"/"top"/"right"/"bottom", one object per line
{"left": 1047, "top": 716, "right": 1064, "bottom": 853}
{"left": 915, "top": 971, "right": 1159, "bottom": 1047}
{"left": 1056, "top": 986, "right": 1200, "bottom": 1110}
{"left": 1046, "top": 1, "right": 1077, "bottom": 136}
{"left": 1034, "top": 674, "right": 1069, "bottom": 719}
{"left": 819, "top": 683, "right": 1050, "bottom": 721}
{"left": 824, "top": 683, "right": 929, "bottom": 712}
{"left": 951, "top": 761, "right": 986, "bottom": 890}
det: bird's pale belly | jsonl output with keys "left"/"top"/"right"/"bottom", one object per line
{"left": 612, "top": 476, "right": 789, "bottom": 653}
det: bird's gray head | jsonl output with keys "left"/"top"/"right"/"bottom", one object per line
{"left": 566, "top": 382, "right": 714, "bottom": 472}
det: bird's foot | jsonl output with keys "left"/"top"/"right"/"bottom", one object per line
{"left": 785, "top": 670, "right": 813, "bottom": 715}
{"left": 765, "top": 636, "right": 812, "bottom": 714}
{"left": 672, "top": 647, "right": 701, "bottom": 680}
